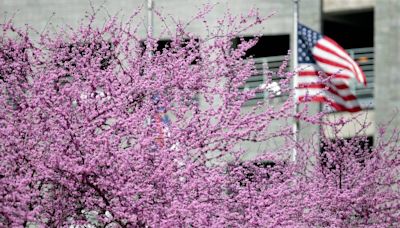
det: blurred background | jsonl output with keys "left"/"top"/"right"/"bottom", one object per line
{"left": 1, "top": 0, "right": 399, "bottom": 147}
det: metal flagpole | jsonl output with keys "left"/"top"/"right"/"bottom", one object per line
{"left": 147, "top": 0, "right": 154, "bottom": 59}
{"left": 147, "top": 0, "right": 154, "bottom": 37}
{"left": 318, "top": 3, "right": 324, "bottom": 153}
{"left": 292, "top": 0, "right": 300, "bottom": 162}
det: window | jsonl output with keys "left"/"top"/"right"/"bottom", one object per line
{"left": 319, "top": 136, "right": 374, "bottom": 189}
{"left": 234, "top": 35, "right": 290, "bottom": 105}
{"left": 227, "top": 160, "right": 287, "bottom": 188}
{"left": 323, "top": 9, "right": 373, "bottom": 49}
{"left": 241, "top": 35, "right": 290, "bottom": 58}
{"left": 156, "top": 39, "right": 172, "bottom": 54}
{"left": 53, "top": 40, "right": 115, "bottom": 92}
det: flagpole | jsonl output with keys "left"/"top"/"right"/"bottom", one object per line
{"left": 147, "top": 0, "right": 154, "bottom": 58}
{"left": 292, "top": 0, "right": 300, "bottom": 162}
{"left": 147, "top": 0, "right": 154, "bottom": 37}
{"left": 318, "top": 2, "right": 324, "bottom": 153}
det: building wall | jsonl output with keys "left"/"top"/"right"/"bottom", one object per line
{"left": 0, "top": 0, "right": 320, "bottom": 38}
{"left": 323, "top": 0, "right": 374, "bottom": 12}
{"left": 374, "top": 0, "right": 400, "bottom": 132}
{"left": 323, "top": 110, "right": 375, "bottom": 138}
{"left": 0, "top": 0, "right": 146, "bottom": 38}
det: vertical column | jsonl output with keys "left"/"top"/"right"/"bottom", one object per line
{"left": 374, "top": 0, "right": 400, "bottom": 133}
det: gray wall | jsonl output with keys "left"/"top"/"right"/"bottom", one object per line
{"left": 0, "top": 0, "right": 321, "bottom": 38}
{"left": 374, "top": 0, "right": 400, "bottom": 132}
{"left": 323, "top": 0, "right": 374, "bottom": 12}
{"left": 0, "top": 0, "right": 146, "bottom": 38}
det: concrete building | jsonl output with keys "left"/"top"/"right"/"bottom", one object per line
{"left": 0, "top": 0, "right": 398, "bottom": 145}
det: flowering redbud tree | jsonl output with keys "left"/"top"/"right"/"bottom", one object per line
{"left": 0, "top": 6, "right": 399, "bottom": 227}
{"left": 295, "top": 124, "right": 400, "bottom": 227}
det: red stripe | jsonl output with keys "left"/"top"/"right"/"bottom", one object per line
{"left": 154, "top": 113, "right": 165, "bottom": 147}
{"left": 298, "top": 83, "right": 349, "bottom": 90}
{"left": 298, "top": 95, "right": 361, "bottom": 112}
{"left": 298, "top": 71, "right": 351, "bottom": 80}
{"left": 298, "top": 71, "right": 319, "bottom": 76}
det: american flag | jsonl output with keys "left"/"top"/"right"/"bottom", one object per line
{"left": 295, "top": 23, "right": 366, "bottom": 112}
{"left": 152, "top": 95, "right": 170, "bottom": 148}
{"left": 154, "top": 107, "right": 170, "bottom": 147}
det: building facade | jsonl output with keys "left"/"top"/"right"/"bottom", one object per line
{"left": 0, "top": 0, "right": 398, "bottom": 143}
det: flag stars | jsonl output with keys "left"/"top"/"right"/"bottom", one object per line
{"left": 297, "top": 24, "right": 321, "bottom": 64}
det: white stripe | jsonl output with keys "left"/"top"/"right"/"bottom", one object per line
{"left": 297, "top": 81, "right": 355, "bottom": 97}
{"left": 297, "top": 76, "right": 320, "bottom": 84}
{"left": 298, "top": 63, "right": 352, "bottom": 80}
{"left": 316, "top": 62, "right": 356, "bottom": 79}
{"left": 297, "top": 74, "right": 351, "bottom": 85}
{"left": 298, "top": 63, "right": 318, "bottom": 71}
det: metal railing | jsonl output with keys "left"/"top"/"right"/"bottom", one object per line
{"left": 243, "top": 47, "right": 374, "bottom": 108}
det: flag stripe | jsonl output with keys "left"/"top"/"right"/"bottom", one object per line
{"left": 298, "top": 84, "right": 357, "bottom": 100}
{"left": 296, "top": 89, "right": 359, "bottom": 108}
{"left": 297, "top": 64, "right": 352, "bottom": 84}
{"left": 298, "top": 95, "right": 362, "bottom": 112}
{"left": 298, "top": 83, "right": 350, "bottom": 90}
{"left": 314, "top": 61, "right": 356, "bottom": 79}
{"left": 298, "top": 71, "right": 352, "bottom": 80}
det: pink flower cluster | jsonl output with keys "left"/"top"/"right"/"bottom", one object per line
{"left": 0, "top": 7, "right": 398, "bottom": 227}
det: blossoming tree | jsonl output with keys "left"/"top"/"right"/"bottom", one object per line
{"left": 0, "top": 6, "right": 398, "bottom": 227}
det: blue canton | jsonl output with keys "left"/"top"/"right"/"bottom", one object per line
{"left": 298, "top": 23, "right": 322, "bottom": 64}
